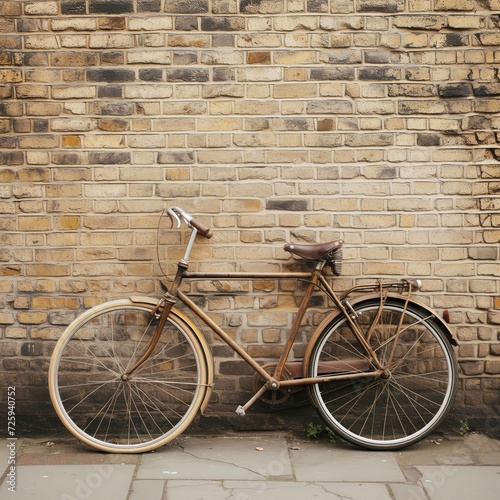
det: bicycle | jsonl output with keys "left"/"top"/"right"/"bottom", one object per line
{"left": 48, "top": 206, "right": 458, "bottom": 453}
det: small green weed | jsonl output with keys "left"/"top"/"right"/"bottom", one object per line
{"left": 306, "top": 421, "right": 346, "bottom": 444}
{"left": 306, "top": 422, "right": 323, "bottom": 440}
{"left": 459, "top": 419, "right": 470, "bottom": 437}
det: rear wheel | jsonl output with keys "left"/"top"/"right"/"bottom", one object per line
{"left": 48, "top": 299, "right": 208, "bottom": 453}
{"left": 307, "top": 298, "right": 458, "bottom": 450}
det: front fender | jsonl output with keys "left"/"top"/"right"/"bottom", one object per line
{"left": 303, "top": 293, "right": 457, "bottom": 378}
{"left": 129, "top": 296, "right": 214, "bottom": 415}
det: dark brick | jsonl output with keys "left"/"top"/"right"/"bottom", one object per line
{"left": 88, "top": 152, "right": 131, "bottom": 165}
{"left": 307, "top": 0, "right": 328, "bottom": 12}
{"left": 18, "top": 19, "right": 44, "bottom": 32}
{"left": 201, "top": 17, "right": 245, "bottom": 31}
{"left": 213, "top": 68, "right": 235, "bottom": 81}
{"left": 52, "top": 152, "right": 85, "bottom": 165}
{"left": 21, "top": 342, "right": 43, "bottom": 356}
{"left": 365, "top": 50, "right": 391, "bottom": 64}
{"left": 139, "top": 69, "right": 163, "bottom": 81}
{"left": 98, "top": 85, "right": 123, "bottom": 98}
{"left": 89, "top": 0, "right": 134, "bottom": 14}
{"left": 358, "top": 0, "right": 403, "bottom": 12}
{"left": 86, "top": 69, "right": 135, "bottom": 82}
{"left": 438, "top": 33, "right": 468, "bottom": 47}
{"left": 96, "top": 102, "right": 134, "bottom": 116}
{"left": 100, "top": 52, "right": 125, "bottom": 65}
{"left": 418, "top": 134, "right": 440, "bottom": 146}
{"left": 461, "top": 115, "right": 492, "bottom": 130}
{"left": 175, "top": 17, "right": 199, "bottom": 30}
{"left": 166, "top": 68, "right": 209, "bottom": 82}
{"left": 33, "top": 120, "right": 49, "bottom": 133}
{"left": 0, "top": 152, "right": 23, "bottom": 165}
{"left": 0, "top": 102, "right": 22, "bottom": 117}
{"left": 164, "top": 0, "right": 209, "bottom": 14}
{"left": 310, "top": 68, "right": 355, "bottom": 80}
{"left": 137, "top": 0, "right": 161, "bottom": 12}
{"left": 219, "top": 360, "right": 253, "bottom": 376}
{"left": 0, "top": 137, "right": 17, "bottom": 148}
{"left": 61, "top": 0, "right": 86, "bottom": 15}
{"left": 158, "top": 151, "right": 195, "bottom": 164}
{"left": 473, "top": 83, "right": 500, "bottom": 96}
{"left": 13, "top": 119, "right": 30, "bottom": 133}
{"left": 266, "top": 200, "right": 308, "bottom": 211}
{"left": 359, "top": 67, "right": 400, "bottom": 81}
{"left": 98, "top": 17, "right": 127, "bottom": 30}
{"left": 438, "top": 83, "right": 473, "bottom": 97}
{"left": 240, "top": 0, "right": 284, "bottom": 13}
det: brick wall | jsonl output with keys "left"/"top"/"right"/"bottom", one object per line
{"left": 1, "top": 0, "right": 499, "bottom": 434}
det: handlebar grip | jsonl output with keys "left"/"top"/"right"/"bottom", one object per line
{"left": 190, "top": 218, "right": 213, "bottom": 239}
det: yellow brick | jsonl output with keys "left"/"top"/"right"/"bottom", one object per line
{"left": 19, "top": 216, "right": 51, "bottom": 231}
{"left": 31, "top": 296, "right": 80, "bottom": 310}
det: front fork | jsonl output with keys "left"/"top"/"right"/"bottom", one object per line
{"left": 123, "top": 260, "right": 188, "bottom": 377}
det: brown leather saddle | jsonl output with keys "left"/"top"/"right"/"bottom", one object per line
{"left": 284, "top": 240, "right": 343, "bottom": 261}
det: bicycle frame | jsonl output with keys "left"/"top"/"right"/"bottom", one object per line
{"left": 127, "top": 253, "right": 400, "bottom": 414}
{"left": 124, "top": 208, "right": 437, "bottom": 416}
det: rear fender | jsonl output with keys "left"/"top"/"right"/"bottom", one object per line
{"left": 129, "top": 296, "right": 214, "bottom": 414}
{"left": 303, "top": 293, "right": 457, "bottom": 378}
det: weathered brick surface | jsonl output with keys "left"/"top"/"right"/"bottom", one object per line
{"left": 1, "top": 0, "right": 499, "bottom": 431}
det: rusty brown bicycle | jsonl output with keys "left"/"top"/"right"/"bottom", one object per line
{"left": 48, "top": 206, "right": 458, "bottom": 453}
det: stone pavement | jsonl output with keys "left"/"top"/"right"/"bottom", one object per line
{"left": 1, "top": 432, "right": 499, "bottom": 500}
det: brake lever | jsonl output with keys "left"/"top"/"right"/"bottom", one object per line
{"left": 166, "top": 207, "right": 182, "bottom": 229}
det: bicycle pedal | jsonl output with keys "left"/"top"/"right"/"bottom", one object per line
{"left": 235, "top": 406, "right": 246, "bottom": 416}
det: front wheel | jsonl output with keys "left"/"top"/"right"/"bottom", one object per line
{"left": 307, "top": 298, "right": 458, "bottom": 450}
{"left": 48, "top": 299, "right": 209, "bottom": 453}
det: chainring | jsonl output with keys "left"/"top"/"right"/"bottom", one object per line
{"left": 252, "top": 363, "right": 295, "bottom": 405}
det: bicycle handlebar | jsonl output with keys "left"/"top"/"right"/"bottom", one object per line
{"left": 167, "top": 206, "right": 213, "bottom": 239}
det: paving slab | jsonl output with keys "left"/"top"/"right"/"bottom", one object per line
{"left": 0, "top": 463, "right": 136, "bottom": 499}
{"left": 137, "top": 435, "right": 293, "bottom": 481}
{"left": 396, "top": 433, "right": 500, "bottom": 467}
{"left": 289, "top": 441, "right": 406, "bottom": 483}
{"left": 166, "top": 479, "right": 393, "bottom": 500}
{"left": 129, "top": 479, "right": 165, "bottom": 500}
{"left": 416, "top": 465, "right": 500, "bottom": 500}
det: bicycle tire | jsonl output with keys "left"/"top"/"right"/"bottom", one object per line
{"left": 307, "top": 298, "right": 458, "bottom": 450}
{"left": 48, "top": 299, "right": 209, "bottom": 453}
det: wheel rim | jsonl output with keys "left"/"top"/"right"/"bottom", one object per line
{"left": 310, "top": 301, "right": 456, "bottom": 448}
{"left": 50, "top": 303, "right": 205, "bottom": 451}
